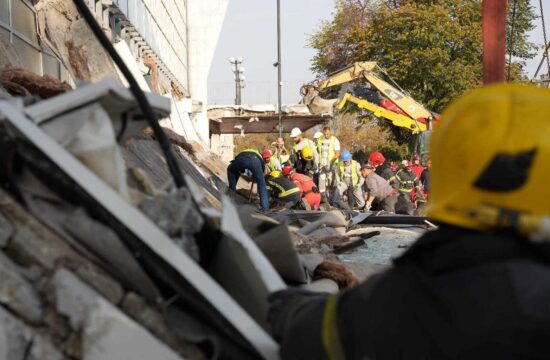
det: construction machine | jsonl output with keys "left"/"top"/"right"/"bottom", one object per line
{"left": 301, "top": 62, "right": 437, "bottom": 160}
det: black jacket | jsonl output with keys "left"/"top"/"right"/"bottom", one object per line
{"left": 375, "top": 163, "right": 394, "bottom": 180}
{"left": 278, "top": 226, "right": 550, "bottom": 359}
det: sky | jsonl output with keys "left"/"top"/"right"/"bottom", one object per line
{"left": 208, "top": 0, "right": 335, "bottom": 105}
{"left": 208, "top": 0, "right": 548, "bottom": 106}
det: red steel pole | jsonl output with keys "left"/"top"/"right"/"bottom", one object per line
{"left": 483, "top": 0, "right": 507, "bottom": 84}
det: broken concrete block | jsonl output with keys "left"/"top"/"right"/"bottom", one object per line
{"left": 52, "top": 268, "right": 101, "bottom": 331}
{"left": 83, "top": 300, "right": 183, "bottom": 360}
{"left": 75, "top": 262, "right": 124, "bottom": 305}
{"left": 0, "top": 306, "right": 62, "bottom": 360}
{"left": 139, "top": 188, "right": 202, "bottom": 260}
{"left": 0, "top": 213, "right": 14, "bottom": 248}
{"left": 139, "top": 187, "right": 204, "bottom": 237}
{"left": 28, "top": 335, "right": 64, "bottom": 360}
{"left": 52, "top": 269, "right": 184, "bottom": 360}
{"left": 121, "top": 292, "right": 204, "bottom": 359}
{"left": 0, "top": 251, "right": 43, "bottom": 324}
{"left": 7, "top": 227, "right": 70, "bottom": 270}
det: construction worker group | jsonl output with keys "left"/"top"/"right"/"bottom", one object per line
{"left": 228, "top": 125, "right": 430, "bottom": 213}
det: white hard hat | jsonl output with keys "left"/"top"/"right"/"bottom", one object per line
{"left": 401, "top": 160, "right": 408, "bottom": 166}
{"left": 313, "top": 131, "right": 323, "bottom": 139}
{"left": 290, "top": 127, "right": 302, "bottom": 138}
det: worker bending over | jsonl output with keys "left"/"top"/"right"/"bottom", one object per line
{"left": 265, "top": 171, "right": 301, "bottom": 209}
{"left": 360, "top": 163, "right": 397, "bottom": 212}
{"left": 269, "top": 84, "right": 550, "bottom": 359}
{"left": 283, "top": 165, "right": 321, "bottom": 210}
{"left": 227, "top": 149, "right": 269, "bottom": 211}
{"left": 334, "top": 150, "right": 364, "bottom": 209}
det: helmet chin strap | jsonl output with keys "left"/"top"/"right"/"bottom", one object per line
{"left": 467, "top": 205, "right": 550, "bottom": 243}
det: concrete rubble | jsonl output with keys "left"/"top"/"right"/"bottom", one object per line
{"left": 0, "top": 15, "right": 432, "bottom": 358}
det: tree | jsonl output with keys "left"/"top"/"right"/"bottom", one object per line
{"left": 310, "top": 0, "right": 538, "bottom": 145}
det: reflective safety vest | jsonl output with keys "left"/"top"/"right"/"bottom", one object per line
{"left": 339, "top": 160, "right": 360, "bottom": 188}
{"left": 266, "top": 177, "right": 300, "bottom": 198}
{"left": 317, "top": 136, "right": 337, "bottom": 164}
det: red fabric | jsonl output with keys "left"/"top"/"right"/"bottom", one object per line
{"left": 290, "top": 173, "right": 321, "bottom": 207}
{"left": 379, "top": 99, "right": 407, "bottom": 115}
{"left": 412, "top": 164, "right": 424, "bottom": 180}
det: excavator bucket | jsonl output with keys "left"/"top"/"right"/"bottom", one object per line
{"left": 301, "top": 85, "right": 337, "bottom": 116}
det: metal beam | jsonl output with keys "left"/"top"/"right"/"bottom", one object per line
{"left": 483, "top": 0, "right": 507, "bottom": 84}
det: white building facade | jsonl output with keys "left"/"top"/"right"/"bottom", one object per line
{"left": 0, "top": 0, "right": 229, "bottom": 150}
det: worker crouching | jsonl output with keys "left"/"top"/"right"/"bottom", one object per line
{"left": 265, "top": 171, "right": 301, "bottom": 209}
{"left": 283, "top": 165, "right": 321, "bottom": 210}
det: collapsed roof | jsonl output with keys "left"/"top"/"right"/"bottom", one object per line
{"left": 208, "top": 104, "right": 332, "bottom": 134}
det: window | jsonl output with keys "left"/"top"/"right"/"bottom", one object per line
{"left": 0, "top": 0, "right": 63, "bottom": 79}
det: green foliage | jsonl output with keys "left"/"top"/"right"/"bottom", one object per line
{"left": 310, "top": 0, "right": 538, "bottom": 145}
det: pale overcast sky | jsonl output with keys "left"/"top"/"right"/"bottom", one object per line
{"left": 208, "top": 0, "right": 334, "bottom": 105}
{"left": 208, "top": 0, "right": 547, "bottom": 106}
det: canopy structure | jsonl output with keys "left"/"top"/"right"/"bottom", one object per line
{"left": 208, "top": 104, "right": 332, "bottom": 135}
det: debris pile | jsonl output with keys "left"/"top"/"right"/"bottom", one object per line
{"left": 0, "top": 70, "right": 430, "bottom": 358}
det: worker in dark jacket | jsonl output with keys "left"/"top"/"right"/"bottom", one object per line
{"left": 369, "top": 151, "right": 394, "bottom": 180}
{"left": 265, "top": 171, "right": 301, "bottom": 209}
{"left": 268, "top": 84, "right": 550, "bottom": 359}
{"left": 227, "top": 149, "right": 269, "bottom": 211}
{"left": 389, "top": 161, "right": 421, "bottom": 215}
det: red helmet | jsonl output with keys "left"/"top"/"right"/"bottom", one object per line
{"left": 283, "top": 165, "right": 294, "bottom": 176}
{"left": 262, "top": 149, "right": 272, "bottom": 159}
{"left": 369, "top": 151, "right": 385, "bottom": 166}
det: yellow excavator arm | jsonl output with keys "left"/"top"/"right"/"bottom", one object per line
{"left": 303, "top": 61, "right": 433, "bottom": 125}
{"left": 337, "top": 93, "right": 427, "bottom": 132}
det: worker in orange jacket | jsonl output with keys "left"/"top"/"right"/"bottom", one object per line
{"left": 283, "top": 165, "right": 321, "bottom": 210}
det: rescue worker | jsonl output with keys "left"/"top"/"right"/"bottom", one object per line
{"left": 226, "top": 148, "right": 269, "bottom": 211}
{"left": 369, "top": 151, "right": 394, "bottom": 180}
{"left": 317, "top": 126, "right": 341, "bottom": 201}
{"left": 289, "top": 127, "right": 318, "bottom": 174}
{"left": 420, "top": 158, "right": 431, "bottom": 197}
{"left": 265, "top": 170, "right": 301, "bottom": 209}
{"left": 271, "top": 137, "right": 290, "bottom": 168}
{"left": 268, "top": 84, "right": 550, "bottom": 359}
{"left": 411, "top": 153, "right": 425, "bottom": 179}
{"left": 262, "top": 149, "right": 281, "bottom": 174}
{"left": 313, "top": 131, "right": 323, "bottom": 141}
{"left": 389, "top": 161, "right": 422, "bottom": 215}
{"left": 294, "top": 146, "right": 317, "bottom": 178}
{"left": 283, "top": 165, "right": 321, "bottom": 210}
{"left": 334, "top": 150, "right": 365, "bottom": 209}
{"left": 360, "top": 163, "right": 397, "bottom": 212}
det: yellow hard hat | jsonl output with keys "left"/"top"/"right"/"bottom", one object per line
{"left": 428, "top": 84, "right": 550, "bottom": 236}
{"left": 270, "top": 170, "right": 281, "bottom": 178}
{"left": 301, "top": 146, "right": 314, "bottom": 160}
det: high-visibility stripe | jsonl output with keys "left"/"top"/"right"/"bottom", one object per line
{"left": 322, "top": 295, "right": 346, "bottom": 360}
{"left": 279, "top": 187, "right": 300, "bottom": 197}
{"left": 268, "top": 180, "right": 300, "bottom": 198}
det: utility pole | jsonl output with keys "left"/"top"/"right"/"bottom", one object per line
{"left": 229, "top": 57, "right": 245, "bottom": 105}
{"left": 276, "top": 0, "right": 282, "bottom": 137}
